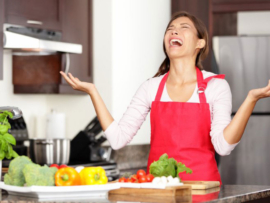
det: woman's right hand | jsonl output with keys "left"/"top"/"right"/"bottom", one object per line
{"left": 60, "top": 71, "right": 95, "bottom": 95}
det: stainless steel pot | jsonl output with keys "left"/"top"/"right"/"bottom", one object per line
{"left": 29, "top": 139, "right": 70, "bottom": 165}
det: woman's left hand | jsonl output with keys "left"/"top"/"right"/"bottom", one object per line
{"left": 248, "top": 80, "right": 270, "bottom": 102}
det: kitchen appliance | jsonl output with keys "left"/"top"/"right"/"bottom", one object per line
{"left": 3, "top": 24, "right": 82, "bottom": 54}
{"left": 0, "top": 106, "right": 23, "bottom": 119}
{"left": 213, "top": 36, "right": 270, "bottom": 185}
{"left": 68, "top": 116, "right": 119, "bottom": 181}
{"left": 69, "top": 116, "right": 110, "bottom": 163}
{"left": 29, "top": 139, "right": 70, "bottom": 165}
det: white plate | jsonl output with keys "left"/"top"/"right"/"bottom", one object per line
{"left": 0, "top": 182, "right": 120, "bottom": 200}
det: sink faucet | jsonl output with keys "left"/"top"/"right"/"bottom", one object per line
{"left": 0, "top": 106, "right": 23, "bottom": 119}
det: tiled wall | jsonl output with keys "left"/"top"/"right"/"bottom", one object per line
{"left": 111, "top": 144, "right": 150, "bottom": 171}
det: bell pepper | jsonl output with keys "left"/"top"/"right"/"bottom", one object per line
{"left": 79, "top": 167, "right": 108, "bottom": 185}
{"left": 55, "top": 167, "right": 81, "bottom": 186}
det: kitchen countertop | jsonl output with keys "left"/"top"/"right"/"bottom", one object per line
{"left": 1, "top": 185, "right": 270, "bottom": 203}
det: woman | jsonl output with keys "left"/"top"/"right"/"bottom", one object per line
{"left": 60, "top": 11, "right": 270, "bottom": 184}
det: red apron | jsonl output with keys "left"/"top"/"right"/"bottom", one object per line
{"left": 147, "top": 67, "right": 225, "bottom": 184}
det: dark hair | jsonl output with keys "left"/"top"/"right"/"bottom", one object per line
{"left": 154, "top": 11, "right": 209, "bottom": 77}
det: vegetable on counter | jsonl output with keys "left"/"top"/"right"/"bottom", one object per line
{"left": 4, "top": 156, "right": 32, "bottom": 186}
{"left": 4, "top": 156, "right": 58, "bottom": 187}
{"left": 149, "top": 153, "right": 192, "bottom": 179}
{"left": 118, "top": 170, "right": 155, "bottom": 183}
{"left": 118, "top": 177, "right": 127, "bottom": 183}
{"left": 50, "top": 164, "right": 68, "bottom": 169}
{"left": 55, "top": 167, "right": 81, "bottom": 186}
{"left": 80, "top": 167, "right": 108, "bottom": 185}
{"left": 0, "top": 110, "right": 18, "bottom": 160}
{"left": 146, "top": 174, "right": 155, "bottom": 182}
{"left": 23, "top": 163, "right": 58, "bottom": 186}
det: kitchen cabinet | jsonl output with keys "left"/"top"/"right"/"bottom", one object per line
{"left": 171, "top": 0, "right": 270, "bottom": 72}
{"left": 0, "top": 0, "right": 4, "bottom": 80}
{"left": 59, "top": 0, "right": 93, "bottom": 94}
{"left": 1, "top": 0, "right": 93, "bottom": 93}
{"left": 5, "top": 0, "right": 63, "bottom": 31}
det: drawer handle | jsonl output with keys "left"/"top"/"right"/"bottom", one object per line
{"left": 27, "top": 20, "right": 43, "bottom": 25}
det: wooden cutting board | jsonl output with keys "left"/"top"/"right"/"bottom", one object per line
{"left": 182, "top": 181, "right": 220, "bottom": 190}
{"left": 191, "top": 186, "right": 220, "bottom": 195}
{"left": 109, "top": 185, "right": 192, "bottom": 197}
{"left": 109, "top": 194, "right": 192, "bottom": 203}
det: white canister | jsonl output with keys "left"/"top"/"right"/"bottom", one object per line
{"left": 46, "top": 111, "right": 66, "bottom": 139}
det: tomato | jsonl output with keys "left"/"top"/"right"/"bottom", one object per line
{"left": 146, "top": 174, "right": 154, "bottom": 182}
{"left": 59, "top": 164, "right": 68, "bottom": 169}
{"left": 130, "top": 174, "right": 138, "bottom": 181}
{"left": 118, "top": 177, "right": 127, "bottom": 182}
{"left": 126, "top": 178, "right": 133, "bottom": 183}
{"left": 50, "top": 164, "right": 59, "bottom": 169}
{"left": 138, "top": 176, "right": 147, "bottom": 183}
{"left": 136, "top": 170, "right": 146, "bottom": 179}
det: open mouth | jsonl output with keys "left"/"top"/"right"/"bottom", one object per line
{"left": 169, "top": 39, "right": 183, "bottom": 47}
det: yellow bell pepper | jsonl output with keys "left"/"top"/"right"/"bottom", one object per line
{"left": 79, "top": 167, "right": 108, "bottom": 185}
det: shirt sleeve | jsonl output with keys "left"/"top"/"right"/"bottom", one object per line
{"left": 209, "top": 79, "right": 239, "bottom": 156}
{"left": 104, "top": 79, "right": 151, "bottom": 150}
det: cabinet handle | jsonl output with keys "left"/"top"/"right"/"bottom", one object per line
{"left": 27, "top": 20, "right": 43, "bottom": 25}
{"left": 65, "top": 53, "right": 70, "bottom": 74}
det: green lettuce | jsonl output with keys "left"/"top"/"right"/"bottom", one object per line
{"left": 149, "top": 153, "right": 192, "bottom": 178}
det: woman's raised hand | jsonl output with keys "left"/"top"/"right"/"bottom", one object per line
{"left": 60, "top": 71, "right": 95, "bottom": 95}
{"left": 60, "top": 71, "right": 114, "bottom": 130}
{"left": 248, "top": 80, "right": 270, "bottom": 102}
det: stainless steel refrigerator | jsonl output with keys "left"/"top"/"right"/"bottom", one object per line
{"left": 213, "top": 36, "right": 270, "bottom": 185}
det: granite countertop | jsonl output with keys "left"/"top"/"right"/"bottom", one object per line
{"left": 1, "top": 185, "right": 270, "bottom": 203}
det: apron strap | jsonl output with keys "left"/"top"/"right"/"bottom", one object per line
{"left": 154, "top": 68, "right": 225, "bottom": 103}
{"left": 197, "top": 68, "right": 225, "bottom": 103}
{"left": 155, "top": 72, "right": 169, "bottom": 101}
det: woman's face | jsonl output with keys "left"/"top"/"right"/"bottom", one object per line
{"left": 164, "top": 17, "right": 204, "bottom": 60}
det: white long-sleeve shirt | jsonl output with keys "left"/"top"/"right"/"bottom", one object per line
{"left": 104, "top": 70, "right": 239, "bottom": 156}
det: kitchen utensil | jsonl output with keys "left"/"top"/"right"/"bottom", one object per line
{"left": 109, "top": 184, "right": 191, "bottom": 197}
{"left": 69, "top": 116, "right": 109, "bottom": 163}
{"left": 182, "top": 181, "right": 220, "bottom": 190}
{"left": 29, "top": 139, "right": 70, "bottom": 165}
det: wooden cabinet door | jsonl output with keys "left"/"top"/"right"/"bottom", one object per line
{"left": 59, "top": 0, "right": 92, "bottom": 94}
{"left": 0, "top": 0, "right": 4, "bottom": 80}
{"left": 5, "top": 0, "right": 63, "bottom": 31}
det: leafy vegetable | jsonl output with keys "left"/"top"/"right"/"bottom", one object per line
{"left": 177, "top": 162, "right": 193, "bottom": 174}
{"left": 23, "top": 163, "right": 58, "bottom": 186}
{"left": 4, "top": 156, "right": 58, "bottom": 187}
{"left": 0, "top": 110, "right": 18, "bottom": 160}
{"left": 4, "top": 156, "right": 33, "bottom": 186}
{"left": 149, "top": 153, "right": 192, "bottom": 178}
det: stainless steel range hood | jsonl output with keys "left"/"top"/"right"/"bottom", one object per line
{"left": 3, "top": 24, "right": 82, "bottom": 54}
